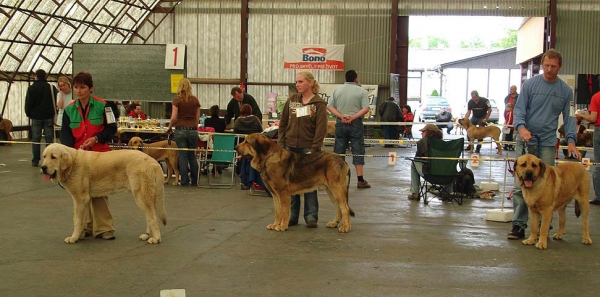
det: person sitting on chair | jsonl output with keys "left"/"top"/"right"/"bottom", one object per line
{"left": 127, "top": 103, "right": 147, "bottom": 120}
{"left": 435, "top": 107, "right": 453, "bottom": 134}
{"left": 408, "top": 123, "right": 444, "bottom": 201}
{"left": 234, "top": 104, "right": 264, "bottom": 190}
{"left": 400, "top": 105, "right": 414, "bottom": 138}
{"left": 204, "top": 105, "right": 226, "bottom": 133}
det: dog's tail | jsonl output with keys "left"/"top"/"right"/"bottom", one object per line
{"left": 346, "top": 166, "right": 355, "bottom": 217}
{"left": 575, "top": 200, "right": 581, "bottom": 218}
{"left": 154, "top": 166, "right": 168, "bottom": 225}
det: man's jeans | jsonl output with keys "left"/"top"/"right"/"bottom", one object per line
{"left": 511, "top": 141, "right": 556, "bottom": 228}
{"left": 593, "top": 127, "right": 600, "bottom": 202}
{"left": 333, "top": 119, "right": 365, "bottom": 165}
{"left": 31, "top": 118, "right": 54, "bottom": 164}
{"left": 286, "top": 146, "right": 318, "bottom": 224}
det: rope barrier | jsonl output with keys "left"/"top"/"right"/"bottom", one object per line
{"left": 1, "top": 138, "right": 598, "bottom": 166}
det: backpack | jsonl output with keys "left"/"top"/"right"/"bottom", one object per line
{"left": 455, "top": 168, "right": 475, "bottom": 197}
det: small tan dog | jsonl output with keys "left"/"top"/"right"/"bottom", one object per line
{"left": 458, "top": 118, "right": 502, "bottom": 154}
{"left": 451, "top": 117, "right": 463, "bottom": 135}
{"left": 326, "top": 121, "right": 336, "bottom": 137}
{"left": 514, "top": 154, "right": 592, "bottom": 249}
{"left": 127, "top": 136, "right": 180, "bottom": 185}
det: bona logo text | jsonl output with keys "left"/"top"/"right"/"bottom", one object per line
{"left": 302, "top": 47, "right": 327, "bottom": 62}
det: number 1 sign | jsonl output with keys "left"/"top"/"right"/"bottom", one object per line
{"left": 165, "top": 44, "right": 186, "bottom": 69}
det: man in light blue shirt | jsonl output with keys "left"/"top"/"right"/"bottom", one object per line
{"left": 328, "top": 70, "right": 371, "bottom": 188}
{"left": 507, "top": 49, "right": 581, "bottom": 240}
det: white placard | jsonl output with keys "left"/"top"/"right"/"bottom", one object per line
{"left": 583, "top": 158, "right": 591, "bottom": 170}
{"left": 388, "top": 152, "right": 397, "bottom": 165}
{"left": 165, "top": 44, "right": 186, "bottom": 69}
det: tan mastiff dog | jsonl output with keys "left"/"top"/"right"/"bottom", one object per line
{"left": 41, "top": 143, "right": 167, "bottom": 244}
{"left": 514, "top": 154, "right": 592, "bottom": 250}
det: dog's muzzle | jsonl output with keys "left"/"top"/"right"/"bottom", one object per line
{"left": 41, "top": 165, "right": 57, "bottom": 179}
{"left": 520, "top": 170, "right": 535, "bottom": 188}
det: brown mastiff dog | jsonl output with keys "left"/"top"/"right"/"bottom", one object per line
{"left": 128, "top": 136, "right": 180, "bottom": 185}
{"left": 458, "top": 118, "right": 502, "bottom": 154}
{"left": 514, "top": 154, "right": 592, "bottom": 249}
{"left": 235, "top": 133, "right": 354, "bottom": 232}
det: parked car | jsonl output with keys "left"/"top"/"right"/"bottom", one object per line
{"left": 459, "top": 98, "right": 500, "bottom": 124}
{"left": 416, "top": 96, "right": 452, "bottom": 122}
{"left": 488, "top": 99, "right": 500, "bottom": 124}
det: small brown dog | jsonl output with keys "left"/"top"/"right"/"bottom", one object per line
{"left": 514, "top": 154, "right": 591, "bottom": 249}
{"left": 557, "top": 124, "right": 593, "bottom": 147}
{"left": 458, "top": 118, "right": 502, "bottom": 154}
{"left": 127, "top": 136, "right": 180, "bottom": 185}
{"left": 0, "top": 118, "right": 13, "bottom": 143}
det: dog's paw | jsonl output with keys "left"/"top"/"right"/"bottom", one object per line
{"left": 552, "top": 232, "right": 565, "bottom": 240}
{"left": 582, "top": 237, "right": 592, "bottom": 245}
{"left": 522, "top": 238, "right": 536, "bottom": 245}
{"left": 338, "top": 225, "right": 351, "bottom": 233}
{"left": 326, "top": 221, "right": 339, "bottom": 228}
{"left": 147, "top": 237, "right": 161, "bottom": 244}
{"left": 535, "top": 241, "right": 548, "bottom": 249}
{"left": 139, "top": 233, "right": 150, "bottom": 241}
{"left": 171, "top": 181, "right": 178, "bottom": 186}
{"left": 274, "top": 225, "right": 287, "bottom": 232}
{"left": 267, "top": 223, "right": 277, "bottom": 230}
{"left": 64, "top": 236, "right": 79, "bottom": 244}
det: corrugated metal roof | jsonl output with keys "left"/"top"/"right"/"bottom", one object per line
{"left": 0, "top": 0, "right": 180, "bottom": 81}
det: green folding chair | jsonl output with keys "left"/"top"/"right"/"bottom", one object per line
{"left": 411, "top": 137, "right": 465, "bottom": 205}
{"left": 198, "top": 133, "right": 237, "bottom": 188}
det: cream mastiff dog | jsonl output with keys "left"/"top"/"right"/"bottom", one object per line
{"left": 41, "top": 143, "right": 167, "bottom": 244}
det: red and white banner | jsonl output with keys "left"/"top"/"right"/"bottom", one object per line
{"left": 284, "top": 44, "right": 344, "bottom": 71}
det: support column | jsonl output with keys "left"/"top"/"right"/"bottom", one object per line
{"left": 240, "top": 0, "right": 249, "bottom": 90}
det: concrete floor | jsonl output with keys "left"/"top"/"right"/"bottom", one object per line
{"left": 1, "top": 134, "right": 599, "bottom": 297}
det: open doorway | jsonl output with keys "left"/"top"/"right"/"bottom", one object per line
{"left": 407, "top": 16, "right": 524, "bottom": 124}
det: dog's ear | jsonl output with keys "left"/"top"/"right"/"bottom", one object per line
{"left": 539, "top": 160, "right": 546, "bottom": 176}
{"left": 60, "top": 148, "right": 73, "bottom": 172}
{"left": 252, "top": 134, "right": 271, "bottom": 155}
{"left": 513, "top": 156, "right": 521, "bottom": 172}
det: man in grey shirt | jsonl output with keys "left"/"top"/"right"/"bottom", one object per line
{"left": 327, "top": 70, "right": 371, "bottom": 188}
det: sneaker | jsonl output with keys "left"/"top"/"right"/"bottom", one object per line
{"left": 240, "top": 184, "right": 250, "bottom": 190}
{"left": 407, "top": 193, "right": 419, "bottom": 201}
{"left": 251, "top": 182, "right": 265, "bottom": 191}
{"left": 590, "top": 200, "right": 600, "bottom": 205}
{"left": 288, "top": 221, "right": 298, "bottom": 226}
{"left": 507, "top": 225, "right": 525, "bottom": 240}
{"left": 357, "top": 180, "right": 371, "bottom": 188}
{"left": 306, "top": 221, "right": 318, "bottom": 228}
{"left": 98, "top": 231, "right": 115, "bottom": 240}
